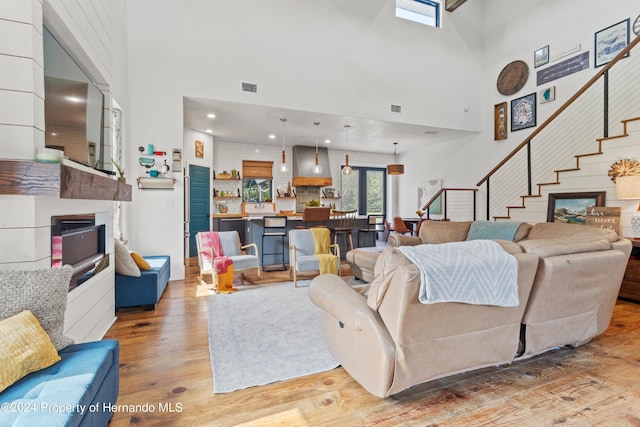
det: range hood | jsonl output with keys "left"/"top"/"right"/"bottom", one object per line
{"left": 291, "top": 145, "right": 332, "bottom": 187}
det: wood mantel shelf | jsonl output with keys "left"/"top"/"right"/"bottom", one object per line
{"left": 0, "top": 160, "right": 132, "bottom": 201}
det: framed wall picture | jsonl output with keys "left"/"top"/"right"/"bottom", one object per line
{"left": 195, "top": 140, "right": 204, "bottom": 158}
{"left": 534, "top": 45, "right": 549, "bottom": 68}
{"left": 494, "top": 102, "right": 508, "bottom": 140}
{"left": 539, "top": 86, "right": 555, "bottom": 103}
{"left": 594, "top": 18, "right": 629, "bottom": 68}
{"left": 547, "top": 191, "right": 606, "bottom": 223}
{"left": 418, "top": 179, "right": 442, "bottom": 214}
{"left": 511, "top": 93, "right": 536, "bottom": 131}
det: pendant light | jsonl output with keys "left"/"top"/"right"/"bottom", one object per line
{"left": 387, "top": 142, "right": 404, "bottom": 175}
{"left": 278, "top": 117, "right": 289, "bottom": 173}
{"left": 313, "top": 121, "right": 322, "bottom": 174}
{"left": 342, "top": 124, "right": 352, "bottom": 175}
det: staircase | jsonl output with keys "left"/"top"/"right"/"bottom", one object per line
{"left": 499, "top": 118, "right": 640, "bottom": 235}
{"left": 473, "top": 35, "right": 640, "bottom": 238}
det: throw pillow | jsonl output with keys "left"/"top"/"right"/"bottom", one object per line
{"left": 130, "top": 251, "right": 152, "bottom": 270}
{"left": 0, "top": 310, "right": 61, "bottom": 393}
{"left": 0, "top": 266, "right": 74, "bottom": 351}
{"left": 114, "top": 240, "right": 141, "bottom": 277}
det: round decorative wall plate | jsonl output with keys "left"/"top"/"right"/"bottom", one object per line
{"left": 497, "top": 60, "right": 529, "bottom": 96}
{"left": 634, "top": 14, "right": 640, "bottom": 36}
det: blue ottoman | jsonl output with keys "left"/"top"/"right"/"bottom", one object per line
{"left": 115, "top": 255, "right": 170, "bottom": 310}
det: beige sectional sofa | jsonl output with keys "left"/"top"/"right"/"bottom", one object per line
{"left": 309, "top": 221, "right": 631, "bottom": 398}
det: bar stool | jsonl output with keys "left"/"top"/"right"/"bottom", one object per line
{"left": 297, "top": 206, "right": 331, "bottom": 229}
{"left": 357, "top": 214, "right": 385, "bottom": 247}
{"left": 331, "top": 209, "right": 357, "bottom": 253}
{"left": 262, "top": 216, "right": 287, "bottom": 271}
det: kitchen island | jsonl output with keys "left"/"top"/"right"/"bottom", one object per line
{"left": 211, "top": 213, "right": 376, "bottom": 267}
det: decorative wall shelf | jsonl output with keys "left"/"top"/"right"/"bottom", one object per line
{"left": 137, "top": 177, "right": 176, "bottom": 189}
{"left": 213, "top": 196, "right": 240, "bottom": 199}
{"left": 0, "top": 160, "right": 132, "bottom": 201}
{"left": 213, "top": 177, "right": 241, "bottom": 181}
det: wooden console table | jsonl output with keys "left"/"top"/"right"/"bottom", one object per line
{"left": 620, "top": 237, "right": 640, "bottom": 302}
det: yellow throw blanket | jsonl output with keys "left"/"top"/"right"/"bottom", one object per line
{"left": 311, "top": 228, "right": 338, "bottom": 275}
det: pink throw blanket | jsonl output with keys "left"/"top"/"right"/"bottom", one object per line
{"left": 200, "top": 232, "right": 232, "bottom": 274}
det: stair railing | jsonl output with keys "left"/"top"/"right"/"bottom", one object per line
{"left": 476, "top": 35, "right": 640, "bottom": 220}
{"left": 421, "top": 187, "right": 478, "bottom": 220}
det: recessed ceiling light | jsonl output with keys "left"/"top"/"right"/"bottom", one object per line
{"left": 324, "top": 139, "right": 331, "bottom": 144}
{"left": 65, "top": 96, "right": 83, "bottom": 103}
{"left": 206, "top": 129, "right": 213, "bottom": 133}
{"left": 269, "top": 134, "right": 276, "bottom": 139}
{"left": 207, "top": 113, "right": 216, "bottom": 118}
{"left": 255, "top": 149, "right": 260, "bottom": 153}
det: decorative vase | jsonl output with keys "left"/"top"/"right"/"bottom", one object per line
{"left": 632, "top": 211, "right": 640, "bottom": 238}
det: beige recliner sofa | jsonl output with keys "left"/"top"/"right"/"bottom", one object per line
{"left": 310, "top": 221, "right": 631, "bottom": 397}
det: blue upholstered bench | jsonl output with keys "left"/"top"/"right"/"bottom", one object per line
{"left": 0, "top": 339, "right": 119, "bottom": 427}
{"left": 115, "top": 255, "right": 170, "bottom": 310}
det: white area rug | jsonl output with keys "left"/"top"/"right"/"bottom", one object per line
{"left": 208, "top": 282, "right": 339, "bottom": 393}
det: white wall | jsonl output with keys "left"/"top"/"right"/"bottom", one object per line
{"left": 397, "top": 0, "right": 640, "bottom": 220}
{"left": 126, "top": 0, "right": 485, "bottom": 275}
{"left": 0, "top": 0, "right": 128, "bottom": 341}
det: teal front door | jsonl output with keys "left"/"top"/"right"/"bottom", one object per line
{"left": 189, "top": 165, "right": 210, "bottom": 257}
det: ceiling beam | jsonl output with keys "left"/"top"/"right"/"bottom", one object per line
{"left": 445, "top": 0, "right": 467, "bottom": 12}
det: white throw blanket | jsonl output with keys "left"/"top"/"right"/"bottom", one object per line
{"left": 397, "top": 240, "right": 519, "bottom": 307}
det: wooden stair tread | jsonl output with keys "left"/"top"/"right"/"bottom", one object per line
{"left": 597, "top": 134, "right": 628, "bottom": 142}
{"left": 575, "top": 152, "right": 603, "bottom": 158}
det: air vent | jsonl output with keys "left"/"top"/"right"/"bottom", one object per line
{"left": 241, "top": 82, "right": 258, "bottom": 93}
{"left": 391, "top": 104, "right": 402, "bottom": 113}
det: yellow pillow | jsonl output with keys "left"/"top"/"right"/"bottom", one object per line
{"left": 0, "top": 310, "right": 61, "bottom": 393}
{"left": 130, "top": 251, "right": 152, "bottom": 270}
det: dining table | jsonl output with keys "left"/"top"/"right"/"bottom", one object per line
{"left": 402, "top": 217, "right": 422, "bottom": 236}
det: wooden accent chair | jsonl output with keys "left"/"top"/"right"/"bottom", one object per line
{"left": 195, "top": 231, "right": 261, "bottom": 288}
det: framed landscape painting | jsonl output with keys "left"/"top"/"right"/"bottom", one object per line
{"left": 547, "top": 192, "right": 606, "bottom": 224}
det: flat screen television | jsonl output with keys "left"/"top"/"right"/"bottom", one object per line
{"left": 43, "top": 26, "right": 106, "bottom": 171}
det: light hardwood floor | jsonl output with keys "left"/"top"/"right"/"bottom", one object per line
{"left": 105, "top": 259, "right": 640, "bottom": 426}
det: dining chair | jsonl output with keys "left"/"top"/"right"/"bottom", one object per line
{"left": 393, "top": 216, "right": 412, "bottom": 235}
{"left": 384, "top": 220, "right": 395, "bottom": 242}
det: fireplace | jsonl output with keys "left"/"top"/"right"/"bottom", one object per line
{"left": 51, "top": 214, "right": 107, "bottom": 291}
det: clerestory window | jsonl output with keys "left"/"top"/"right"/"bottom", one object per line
{"left": 396, "top": 0, "right": 442, "bottom": 28}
